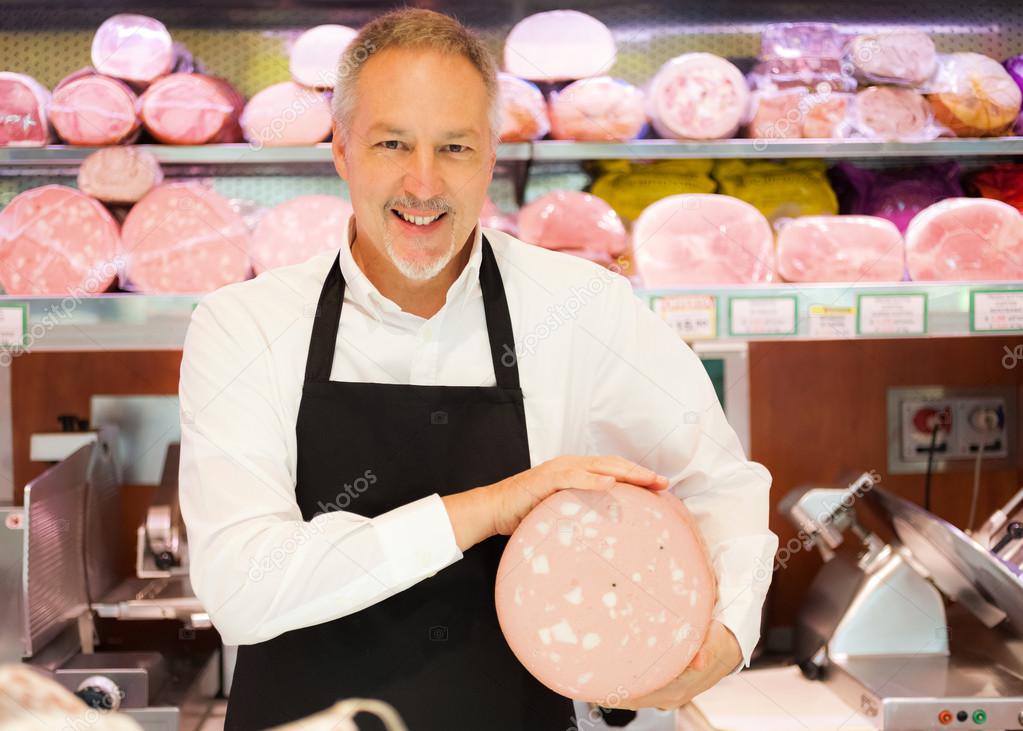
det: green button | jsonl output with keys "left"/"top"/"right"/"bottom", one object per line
{"left": 972, "top": 709, "right": 987, "bottom": 724}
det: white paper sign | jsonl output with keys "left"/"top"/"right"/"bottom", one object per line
{"left": 653, "top": 295, "right": 717, "bottom": 339}
{"left": 0, "top": 305, "right": 26, "bottom": 347}
{"left": 729, "top": 297, "right": 797, "bottom": 336}
{"left": 857, "top": 294, "right": 926, "bottom": 335}
{"left": 808, "top": 305, "right": 856, "bottom": 338}
{"left": 972, "top": 291, "right": 1023, "bottom": 332}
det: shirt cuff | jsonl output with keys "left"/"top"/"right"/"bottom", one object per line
{"left": 709, "top": 534, "right": 779, "bottom": 671}
{"left": 374, "top": 493, "right": 464, "bottom": 580}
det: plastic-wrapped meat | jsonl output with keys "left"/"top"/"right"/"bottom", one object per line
{"left": 647, "top": 53, "right": 750, "bottom": 140}
{"left": 48, "top": 69, "right": 140, "bottom": 146}
{"left": 497, "top": 73, "right": 549, "bottom": 142}
{"left": 77, "top": 147, "right": 163, "bottom": 205}
{"left": 0, "top": 185, "right": 121, "bottom": 295}
{"left": 926, "top": 53, "right": 1023, "bottom": 137}
{"left": 849, "top": 32, "right": 937, "bottom": 86}
{"left": 905, "top": 197, "right": 1023, "bottom": 281}
{"left": 240, "top": 82, "right": 332, "bottom": 148}
{"left": 249, "top": 195, "right": 352, "bottom": 274}
{"left": 854, "top": 86, "right": 935, "bottom": 141}
{"left": 633, "top": 194, "right": 775, "bottom": 286}
{"left": 290, "top": 25, "right": 359, "bottom": 89}
{"left": 748, "top": 57, "right": 855, "bottom": 93}
{"left": 120, "top": 182, "right": 251, "bottom": 293}
{"left": 760, "top": 23, "right": 847, "bottom": 61}
{"left": 803, "top": 93, "right": 853, "bottom": 138}
{"left": 480, "top": 198, "right": 518, "bottom": 236}
{"left": 140, "top": 73, "right": 243, "bottom": 144}
{"left": 0, "top": 72, "right": 51, "bottom": 147}
{"left": 503, "top": 11, "right": 615, "bottom": 82}
{"left": 548, "top": 76, "right": 646, "bottom": 142}
{"left": 495, "top": 486, "right": 715, "bottom": 702}
{"left": 91, "top": 14, "right": 175, "bottom": 87}
{"left": 777, "top": 215, "right": 905, "bottom": 282}
{"left": 747, "top": 90, "right": 805, "bottom": 139}
{"left": 517, "top": 191, "right": 627, "bottom": 257}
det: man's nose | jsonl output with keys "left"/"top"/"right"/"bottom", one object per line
{"left": 402, "top": 146, "right": 445, "bottom": 202}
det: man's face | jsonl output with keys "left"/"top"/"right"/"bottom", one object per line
{"left": 332, "top": 47, "right": 496, "bottom": 282}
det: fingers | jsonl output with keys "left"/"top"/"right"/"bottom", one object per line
{"left": 582, "top": 456, "right": 670, "bottom": 490}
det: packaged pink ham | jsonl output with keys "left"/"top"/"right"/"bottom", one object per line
{"left": 0, "top": 72, "right": 51, "bottom": 147}
{"left": 647, "top": 53, "right": 750, "bottom": 140}
{"left": 480, "top": 197, "right": 518, "bottom": 236}
{"left": 803, "top": 92, "right": 854, "bottom": 138}
{"left": 776, "top": 215, "right": 905, "bottom": 283}
{"left": 633, "top": 194, "right": 775, "bottom": 286}
{"left": 848, "top": 32, "right": 938, "bottom": 86}
{"left": 830, "top": 161, "right": 964, "bottom": 233}
{"left": 853, "top": 86, "right": 937, "bottom": 141}
{"left": 0, "top": 185, "right": 121, "bottom": 295}
{"left": 91, "top": 14, "right": 175, "bottom": 87}
{"left": 548, "top": 77, "right": 646, "bottom": 142}
{"left": 495, "top": 485, "right": 715, "bottom": 702}
{"left": 747, "top": 89, "right": 806, "bottom": 139}
{"left": 241, "top": 82, "right": 332, "bottom": 148}
{"left": 120, "top": 182, "right": 251, "bottom": 293}
{"left": 517, "top": 190, "right": 627, "bottom": 258}
{"left": 905, "top": 197, "right": 1023, "bottom": 281}
{"left": 249, "top": 195, "right": 352, "bottom": 274}
{"left": 497, "top": 73, "right": 549, "bottom": 142}
{"left": 503, "top": 10, "right": 616, "bottom": 82}
{"left": 925, "top": 53, "right": 1022, "bottom": 137}
{"left": 140, "top": 73, "right": 243, "bottom": 144}
{"left": 289, "top": 25, "right": 359, "bottom": 89}
{"left": 747, "top": 57, "right": 856, "bottom": 94}
{"left": 77, "top": 147, "right": 163, "bottom": 204}
{"left": 48, "top": 69, "right": 140, "bottom": 146}
{"left": 760, "top": 23, "right": 847, "bottom": 61}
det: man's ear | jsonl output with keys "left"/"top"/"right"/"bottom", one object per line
{"left": 332, "top": 124, "right": 349, "bottom": 180}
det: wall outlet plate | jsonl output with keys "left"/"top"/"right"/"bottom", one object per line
{"left": 887, "top": 386, "right": 1016, "bottom": 474}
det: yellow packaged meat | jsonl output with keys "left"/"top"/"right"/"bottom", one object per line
{"left": 590, "top": 159, "right": 716, "bottom": 221}
{"left": 712, "top": 159, "right": 838, "bottom": 224}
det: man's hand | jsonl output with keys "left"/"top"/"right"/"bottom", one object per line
{"left": 609, "top": 621, "right": 742, "bottom": 711}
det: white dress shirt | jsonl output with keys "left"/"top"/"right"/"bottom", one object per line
{"left": 178, "top": 223, "right": 779, "bottom": 673}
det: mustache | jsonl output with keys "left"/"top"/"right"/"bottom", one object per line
{"left": 386, "top": 195, "right": 453, "bottom": 214}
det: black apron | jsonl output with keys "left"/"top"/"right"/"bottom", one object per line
{"left": 226, "top": 236, "right": 576, "bottom": 730}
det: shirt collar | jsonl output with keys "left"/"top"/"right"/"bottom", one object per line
{"left": 337, "top": 216, "right": 484, "bottom": 324}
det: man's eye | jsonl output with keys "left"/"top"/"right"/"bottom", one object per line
{"left": 445, "top": 144, "right": 469, "bottom": 153}
{"left": 379, "top": 140, "right": 402, "bottom": 150}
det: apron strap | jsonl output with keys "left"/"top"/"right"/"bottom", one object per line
{"left": 303, "top": 233, "right": 521, "bottom": 390}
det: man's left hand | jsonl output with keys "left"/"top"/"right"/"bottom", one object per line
{"left": 608, "top": 621, "right": 742, "bottom": 711}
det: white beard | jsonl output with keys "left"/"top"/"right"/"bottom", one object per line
{"left": 382, "top": 222, "right": 459, "bottom": 281}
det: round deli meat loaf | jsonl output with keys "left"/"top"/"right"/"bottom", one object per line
{"left": 120, "top": 182, "right": 251, "bottom": 293}
{"left": 503, "top": 10, "right": 616, "bottom": 82}
{"left": 849, "top": 31, "right": 938, "bottom": 85}
{"left": 647, "top": 53, "right": 750, "bottom": 140}
{"left": 0, "top": 72, "right": 51, "bottom": 147}
{"left": 633, "top": 194, "right": 776, "bottom": 286}
{"left": 49, "top": 70, "right": 140, "bottom": 146}
{"left": 854, "top": 86, "right": 933, "bottom": 141}
{"left": 289, "top": 24, "right": 359, "bottom": 89}
{"left": 249, "top": 195, "right": 352, "bottom": 274}
{"left": 240, "top": 81, "right": 332, "bottom": 147}
{"left": 905, "top": 197, "right": 1023, "bottom": 281}
{"left": 549, "top": 77, "right": 646, "bottom": 142}
{"left": 0, "top": 185, "right": 121, "bottom": 295}
{"left": 927, "top": 53, "right": 1023, "bottom": 137}
{"left": 498, "top": 73, "right": 550, "bottom": 142}
{"left": 91, "top": 14, "right": 175, "bottom": 87}
{"left": 517, "top": 190, "right": 628, "bottom": 257}
{"left": 140, "top": 73, "right": 243, "bottom": 145}
{"left": 777, "top": 215, "right": 905, "bottom": 283}
{"left": 747, "top": 89, "right": 806, "bottom": 139}
{"left": 77, "top": 146, "right": 163, "bottom": 205}
{"left": 495, "top": 485, "right": 716, "bottom": 702}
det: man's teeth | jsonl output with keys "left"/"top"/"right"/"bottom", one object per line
{"left": 397, "top": 211, "right": 442, "bottom": 226}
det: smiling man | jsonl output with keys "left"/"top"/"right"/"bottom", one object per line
{"left": 178, "top": 9, "right": 777, "bottom": 731}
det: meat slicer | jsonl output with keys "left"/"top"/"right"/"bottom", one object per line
{"left": 0, "top": 427, "right": 218, "bottom": 730}
{"left": 781, "top": 473, "right": 1023, "bottom": 730}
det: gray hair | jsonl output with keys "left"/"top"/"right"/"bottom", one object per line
{"left": 332, "top": 8, "right": 501, "bottom": 144}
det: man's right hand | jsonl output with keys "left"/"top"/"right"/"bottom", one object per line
{"left": 442, "top": 456, "right": 669, "bottom": 552}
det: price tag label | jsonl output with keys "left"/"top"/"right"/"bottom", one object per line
{"left": 971, "top": 290, "right": 1023, "bottom": 333}
{"left": 653, "top": 295, "right": 717, "bottom": 340}
{"left": 0, "top": 304, "right": 27, "bottom": 347}
{"left": 856, "top": 294, "right": 927, "bottom": 336}
{"left": 808, "top": 305, "right": 856, "bottom": 338}
{"left": 728, "top": 296, "right": 797, "bottom": 336}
